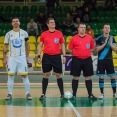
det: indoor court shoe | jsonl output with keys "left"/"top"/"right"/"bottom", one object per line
{"left": 99, "top": 93, "right": 104, "bottom": 99}
{"left": 88, "top": 94, "right": 97, "bottom": 100}
{"left": 113, "top": 93, "right": 117, "bottom": 99}
{"left": 6, "top": 94, "right": 12, "bottom": 100}
{"left": 39, "top": 94, "right": 46, "bottom": 100}
{"left": 72, "top": 95, "right": 76, "bottom": 99}
{"left": 60, "top": 95, "right": 65, "bottom": 100}
{"left": 26, "top": 93, "right": 32, "bottom": 100}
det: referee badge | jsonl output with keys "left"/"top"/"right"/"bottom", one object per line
{"left": 86, "top": 43, "right": 90, "bottom": 49}
{"left": 54, "top": 38, "right": 59, "bottom": 44}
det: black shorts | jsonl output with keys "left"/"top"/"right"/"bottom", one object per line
{"left": 42, "top": 54, "right": 62, "bottom": 73}
{"left": 70, "top": 56, "right": 94, "bottom": 77}
{"left": 96, "top": 59, "right": 115, "bottom": 76}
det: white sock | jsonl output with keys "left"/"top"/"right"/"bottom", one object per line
{"left": 22, "top": 76, "right": 30, "bottom": 95}
{"left": 7, "top": 76, "right": 14, "bottom": 95}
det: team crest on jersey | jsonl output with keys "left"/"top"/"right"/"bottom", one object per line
{"left": 12, "top": 39, "right": 22, "bottom": 48}
{"left": 21, "top": 34, "right": 24, "bottom": 36}
{"left": 54, "top": 38, "right": 59, "bottom": 44}
{"left": 86, "top": 43, "right": 90, "bottom": 49}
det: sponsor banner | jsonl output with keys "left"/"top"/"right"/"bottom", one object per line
{"left": 65, "top": 56, "right": 72, "bottom": 71}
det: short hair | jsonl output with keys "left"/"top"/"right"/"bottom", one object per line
{"left": 46, "top": 18, "right": 55, "bottom": 24}
{"left": 77, "top": 22, "right": 86, "bottom": 28}
{"left": 103, "top": 23, "right": 110, "bottom": 28}
{"left": 11, "top": 17, "right": 20, "bottom": 22}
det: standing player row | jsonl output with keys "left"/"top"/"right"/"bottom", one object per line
{"left": 3, "top": 17, "right": 117, "bottom": 100}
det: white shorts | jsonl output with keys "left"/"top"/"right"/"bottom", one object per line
{"left": 7, "top": 55, "right": 28, "bottom": 76}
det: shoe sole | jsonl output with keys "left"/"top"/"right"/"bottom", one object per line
{"left": 99, "top": 96, "right": 104, "bottom": 100}
{"left": 27, "top": 97, "right": 32, "bottom": 100}
{"left": 6, "top": 97, "right": 12, "bottom": 100}
{"left": 89, "top": 98, "right": 97, "bottom": 100}
{"left": 39, "top": 98, "right": 46, "bottom": 100}
{"left": 99, "top": 97, "right": 104, "bottom": 100}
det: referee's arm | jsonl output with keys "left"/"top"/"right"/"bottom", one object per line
{"left": 61, "top": 43, "right": 66, "bottom": 56}
{"left": 37, "top": 42, "right": 43, "bottom": 56}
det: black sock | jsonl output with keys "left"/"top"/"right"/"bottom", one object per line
{"left": 72, "top": 79, "right": 79, "bottom": 96}
{"left": 111, "top": 79, "right": 116, "bottom": 94}
{"left": 85, "top": 80, "right": 92, "bottom": 96}
{"left": 57, "top": 78, "right": 64, "bottom": 96}
{"left": 42, "top": 78, "right": 48, "bottom": 95}
{"left": 99, "top": 78, "right": 104, "bottom": 94}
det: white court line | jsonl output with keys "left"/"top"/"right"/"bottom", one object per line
{"left": 68, "top": 100, "right": 82, "bottom": 117}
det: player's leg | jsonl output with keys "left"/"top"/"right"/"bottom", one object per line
{"left": 52, "top": 54, "right": 64, "bottom": 99}
{"left": 70, "top": 57, "right": 82, "bottom": 99}
{"left": 6, "top": 57, "right": 17, "bottom": 100}
{"left": 110, "top": 76, "right": 117, "bottom": 98}
{"left": 98, "top": 76, "right": 104, "bottom": 99}
{"left": 83, "top": 57, "right": 97, "bottom": 99}
{"left": 22, "top": 75, "right": 32, "bottom": 100}
{"left": 72, "top": 76, "right": 79, "bottom": 99}
{"left": 6, "top": 75, "right": 15, "bottom": 100}
{"left": 55, "top": 73, "right": 64, "bottom": 99}
{"left": 40, "top": 72, "right": 50, "bottom": 100}
{"left": 40, "top": 54, "right": 52, "bottom": 100}
{"left": 106, "top": 59, "right": 117, "bottom": 98}
{"left": 96, "top": 60, "right": 105, "bottom": 99}
{"left": 17, "top": 56, "right": 32, "bottom": 100}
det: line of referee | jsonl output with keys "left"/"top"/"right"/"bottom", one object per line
{"left": 37, "top": 18, "right": 66, "bottom": 100}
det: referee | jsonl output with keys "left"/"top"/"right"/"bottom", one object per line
{"left": 37, "top": 18, "right": 66, "bottom": 100}
{"left": 68, "top": 22, "right": 97, "bottom": 99}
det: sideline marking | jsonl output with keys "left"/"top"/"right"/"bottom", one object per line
{"left": 68, "top": 100, "right": 81, "bottom": 117}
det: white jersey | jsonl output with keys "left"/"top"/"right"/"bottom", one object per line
{"left": 4, "top": 29, "right": 28, "bottom": 57}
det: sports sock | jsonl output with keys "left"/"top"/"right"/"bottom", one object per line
{"left": 85, "top": 80, "right": 92, "bottom": 96}
{"left": 42, "top": 78, "right": 48, "bottom": 95}
{"left": 72, "top": 79, "right": 78, "bottom": 96}
{"left": 22, "top": 76, "right": 30, "bottom": 95}
{"left": 111, "top": 79, "right": 116, "bottom": 94}
{"left": 7, "top": 75, "right": 14, "bottom": 95}
{"left": 57, "top": 78, "right": 64, "bottom": 96}
{"left": 99, "top": 78, "right": 104, "bottom": 94}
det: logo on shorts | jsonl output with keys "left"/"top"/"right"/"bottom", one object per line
{"left": 25, "top": 67, "right": 27, "bottom": 72}
{"left": 86, "top": 43, "right": 90, "bottom": 49}
{"left": 54, "top": 38, "right": 59, "bottom": 44}
{"left": 12, "top": 39, "right": 22, "bottom": 48}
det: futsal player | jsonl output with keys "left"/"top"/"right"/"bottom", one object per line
{"left": 96, "top": 23, "right": 117, "bottom": 99}
{"left": 3, "top": 17, "right": 32, "bottom": 100}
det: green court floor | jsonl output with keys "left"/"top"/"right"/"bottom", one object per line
{"left": 0, "top": 97, "right": 117, "bottom": 107}
{"left": 0, "top": 86, "right": 117, "bottom": 108}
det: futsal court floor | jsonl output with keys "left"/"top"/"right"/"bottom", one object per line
{"left": 0, "top": 83, "right": 117, "bottom": 117}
